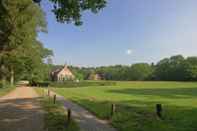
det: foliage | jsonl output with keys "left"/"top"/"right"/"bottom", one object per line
{"left": 69, "top": 66, "right": 85, "bottom": 80}
{"left": 0, "top": 0, "right": 53, "bottom": 84}
{"left": 48, "top": 0, "right": 107, "bottom": 25}
{"left": 53, "top": 81, "right": 197, "bottom": 131}
{"left": 129, "top": 63, "right": 154, "bottom": 80}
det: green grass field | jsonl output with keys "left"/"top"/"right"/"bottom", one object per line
{"left": 52, "top": 81, "right": 197, "bottom": 131}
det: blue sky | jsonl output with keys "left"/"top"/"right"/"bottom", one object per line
{"left": 38, "top": 0, "right": 197, "bottom": 67}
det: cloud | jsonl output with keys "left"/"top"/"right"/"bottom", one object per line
{"left": 126, "top": 49, "right": 132, "bottom": 55}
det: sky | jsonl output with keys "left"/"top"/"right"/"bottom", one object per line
{"left": 38, "top": 0, "right": 197, "bottom": 67}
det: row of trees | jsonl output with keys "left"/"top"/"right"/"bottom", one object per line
{"left": 0, "top": 0, "right": 53, "bottom": 86}
{"left": 68, "top": 55, "right": 197, "bottom": 81}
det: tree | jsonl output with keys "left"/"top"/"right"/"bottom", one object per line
{"left": 154, "top": 55, "right": 186, "bottom": 81}
{"left": 0, "top": 0, "right": 51, "bottom": 85}
{"left": 33, "top": 0, "right": 107, "bottom": 25}
{"left": 183, "top": 57, "right": 197, "bottom": 81}
{"left": 129, "top": 63, "right": 153, "bottom": 81}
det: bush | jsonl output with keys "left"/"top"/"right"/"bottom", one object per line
{"left": 50, "top": 81, "right": 116, "bottom": 88}
{"left": 29, "top": 80, "right": 50, "bottom": 87}
{"left": 0, "top": 81, "right": 10, "bottom": 88}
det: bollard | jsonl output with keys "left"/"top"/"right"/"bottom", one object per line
{"left": 67, "top": 109, "right": 72, "bottom": 124}
{"left": 156, "top": 104, "right": 162, "bottom": 118}
{"left": 110, "top": 104, "right": 116, "bottom": 117}
{"left": 53, "top": 95, "right": 56, "bottom": 104}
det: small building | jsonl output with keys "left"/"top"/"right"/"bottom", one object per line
{"left": 51, "top": 65, "right": 75, "bottom": 81}
{"left": 88, "top": 73, "right": 102, "bottom": 80}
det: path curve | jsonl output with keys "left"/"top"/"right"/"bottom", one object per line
{"left": 50, "top": 90, "right": 117, "bottom": 131}
{"left": 0, "top": 86, "right": 44, "bottom": 131}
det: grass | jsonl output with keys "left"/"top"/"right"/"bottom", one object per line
{"left": 0, "top": 86, "right": 15, "bottom": 96}
{"left": 52, "top": 81, "right": 197, "bottom": 131}
{"left": 35, "top": 88, "right": 79, "bottom": 131}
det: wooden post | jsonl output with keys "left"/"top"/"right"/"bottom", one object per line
{"left": 53, "top": 95, "right": 56, "bottom": 104}
{"left": 156, "top": 104, "right": 162, "bottom": 118}
{"left": 48, "top": 90, "right": 50, "bottom": 97}
{"left": 43, "top": 88, "right": 45, "bottom": 97}
{"left": 67, "top": 109, "right": 71, "bottom": 124}
{"left": 110, "top": 104, "right": 116, "bottom": 117}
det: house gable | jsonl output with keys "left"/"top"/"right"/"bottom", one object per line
{"left": 51, "top": 65, "right": 75, "bottom": 81}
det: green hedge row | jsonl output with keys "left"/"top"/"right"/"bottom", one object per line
{"left": 29, "top": 81, "right": 50, "bottom": 87}
{"left": 50, "top": 81, "right": 116, "bottom": 88}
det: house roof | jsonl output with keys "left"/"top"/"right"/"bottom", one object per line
{"left": 51, "top": 65, "right": 74, "bottom": 77}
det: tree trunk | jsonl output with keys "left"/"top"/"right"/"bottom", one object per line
{"left": 0, "top": 64, "right": 6, "bottom": 87}
{"left": 10, "top": 66, "right": 14, "bottom": 86}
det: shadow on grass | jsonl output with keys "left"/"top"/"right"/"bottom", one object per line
{"left": 107, "top": 87, "right": 197, "bottom": 99}
{"left": 0, "top": 97, "right": 44, "bottom": 131}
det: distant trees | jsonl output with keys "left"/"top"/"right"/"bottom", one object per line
{"left": 184, "top": 57, "right": 197, "bottom": 81}
{"left": 154, "top": 55, "right": 197, "bottom": 81}
{"left": 63, "top": 55, "right": 197, "bottom": 81}
{"left": 129, "top": 63, "right": 153, "bottom": 81}
{"left": 154, "top": 55, "right": 186, "bottom": 81}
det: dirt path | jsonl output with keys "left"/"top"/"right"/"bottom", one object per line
{"left": 0, "top": 86, "right": 44, "bottom": 131}
{"left": 50, "top": 91, "right": 117, "bottom": 131}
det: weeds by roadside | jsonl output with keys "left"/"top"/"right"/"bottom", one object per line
{"left": 35, "top": 88, "right": 79, "bottom": 131}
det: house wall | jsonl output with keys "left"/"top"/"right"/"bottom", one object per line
{"left": 56, "top": 67, "right": 75, "bottom": 81}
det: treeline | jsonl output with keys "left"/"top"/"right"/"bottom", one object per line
{"left": 68, "top": 55, "right": 197, "bottom": 81}
{"left": 0, "top": 1, "right": 53, "bottom": 87}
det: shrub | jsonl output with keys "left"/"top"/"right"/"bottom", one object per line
{"left": 0, "top": 81, "right": 10, "bottom": 88}
{"left": 29, "top": 80, "right": 50, "bottom": 87}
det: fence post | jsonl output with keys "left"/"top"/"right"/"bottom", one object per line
{"left": 110, "top": 104, "right": 116, "bottom": 118}
{"left": 53, "top": 95, "right": 56, "bottom": 104}
{"left": 67, "top": 109, "right": 72, "bottom": 124}
{"left": 48, "top": 90, "right": 50, "bottom": 97}
{"left": 43, "top": 88, "right": 45, "bottom": 97}
{"left": 156, "top": 104, "right": 162, "bottom": 118}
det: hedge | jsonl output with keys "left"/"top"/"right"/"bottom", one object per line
{"left": 50, "top": 81, "right": 116, "bottom": 88}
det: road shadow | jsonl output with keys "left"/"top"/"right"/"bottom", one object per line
{"left": 0, "top": 97, "right": 45, "bottom": 131}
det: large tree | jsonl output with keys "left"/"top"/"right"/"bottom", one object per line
{"left": 0, "top": 0, "right": 51, "bottom": 85}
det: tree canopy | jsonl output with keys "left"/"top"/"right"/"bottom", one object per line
{"left": 34, "top": 0, "right": 107, "bottom": 25}
{"left": 0, "top": 0, "right": 52, "bottom": 85}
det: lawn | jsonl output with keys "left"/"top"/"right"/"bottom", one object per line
{"left": 52, "top": 81, "right": 197, "bottom": 131}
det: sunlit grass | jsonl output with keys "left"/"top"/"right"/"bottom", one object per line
{"left": 52, "top": 81, "right": 197, "bottom": 131}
